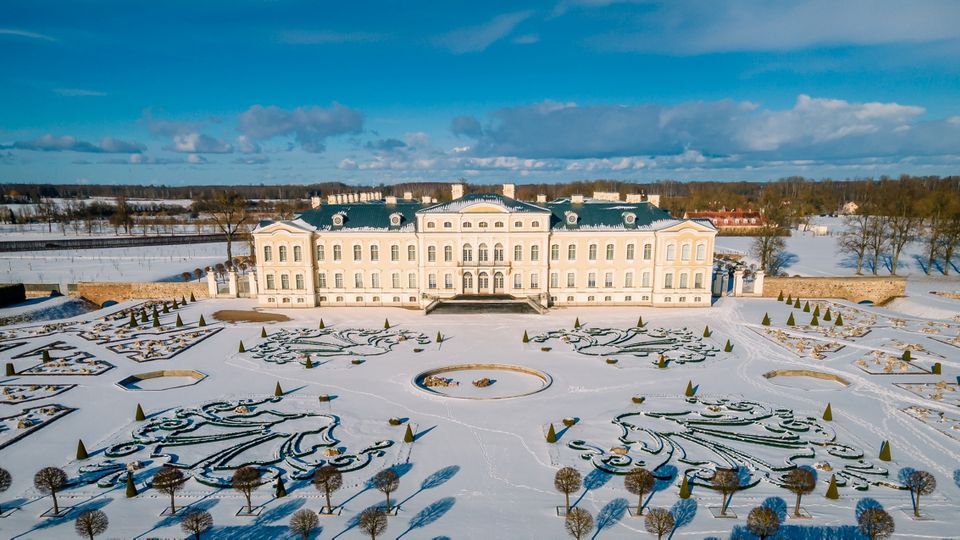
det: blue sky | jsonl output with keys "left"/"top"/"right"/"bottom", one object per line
{"left": 2, "top": 0, "right": 960, "bottom": 185}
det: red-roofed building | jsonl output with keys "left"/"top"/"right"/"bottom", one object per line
{"left": 682, "top": 209, "right": 766, "bottom": 230}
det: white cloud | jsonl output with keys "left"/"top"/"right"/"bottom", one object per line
{"left": 0, "top": 28, "right": 57, "bottom": 42}
{"left": 238, "top": 103, "right": 364, "bottom": 153}
{"left": 53, "top": 88, "right": 107, "bottom": 97}
{"left": 4, "top": 134, "right": 145, "bottom": 153}
{"left": 432, "top": 11, "right": 534, "bottom": 53}
{"left": 164, "top": 133, "right": 233, "bottom": 154}
{"left": 277, "top": 30, "right": 387, "bottom": 45}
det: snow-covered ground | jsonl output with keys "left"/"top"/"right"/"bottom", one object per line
{"left": 0, "top": 290, "right": 958, "bottom": 539}
{"left": 0, "top": 242, "right": 247, "bottom": 287}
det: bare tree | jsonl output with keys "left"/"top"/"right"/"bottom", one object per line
{"left": 858, "top": 507, "right": 895, "bottom": 539}
{"left": 746, "top": 506, "right": 780, "bottom": 540}
{"left": 837, "top": 213, "right": 872, "bottom": 274}
{"left": 643, "top": 507, "right": 674, "bottom": 540}
{"left": 74, "top": 509, "right": 108, "bottom": 540}
{"left": 712, "top": 468, "right": 740, "bottom": 516}
{"left": 884, "top": 213, "right": 921, "bottom": 276}
{"left": 180, "top": 509, "right": 213, "bottom": 540}
{"left": 289, "top": 507, "right": 319, "bottom": 540}
{"left": 358, "top": 507, "right": 388, "bottom": 539}
{"left": 0, "top": 467, "right": 11, "bottom": 514}
{"left": 903, "top": 470, "right": 936, "bottom": 517}
{"left": 206, "top": 192, "right": 249, "bottom": 262}
{"left": 865, "top": 215, "right": 888, "bottom": 275}
{"left": 372, "top": 469, "right": 400, "bottom": 511}
{"left": 313, "top": 465, "right": 343, "bottom": 512}
{"left": 194, "top": 267, "right": 204, "bottom": 282}
{"left": 152, "top": 466, "right": 187, "bottom": 514}
{"left": 34, "top": 466, "right": 68, "bottom": 514}
{"left": 624, "top": 467, "right": 655, "bottom": 515}
{"left": 565, "top": 507, "right": 594, "bottom": 540}
{"left": 782, "top": 468, "right": 816, "bottom": 517}
{"left": 554, "top": 467, "right": 582, "bottom": 513}
{"left": 750, "top": 226, "right": 788, "bottom": 275}
{"left": 231, "top": 466, "right": 262, "bottom": 514}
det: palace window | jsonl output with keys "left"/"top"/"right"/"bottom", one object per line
{"left": 530, "top": 245, "right": 539, "bottom": 261}
{"left": 392, "top": 273, "right": 400, "bottom": 288}
{"left": 408, "top": 273, "right": 417, "bottom": 288}
{"left": 428, "top": 246, "right": 436, "bottom": 262}
{"left": 624, "top": 272, "right": 633, "bottom": 288}
{"left": 588, "top": 272, "right": 596, "bottom": 288}
{"left": 664, "top": 273, "right": 674, "bottom": 289}
{"left": 279, "top": 246, "right": 287, "bottom": 262}
{"left": 643, "top": 243, "right": 652, "bottom": 260}
{"left": 588, "top": 244, "right": 598, "bottom": 260}
{"left": 642, "top": 271, "right": 650, "bottom": 287}
{"left": 295, "top": 274, "right": 304, "bottom": 289}
{"left": 354, "top": 273, "right": 363, "bottom": 288}
{"left": 333, "top": 245, "right": 342, "bottom": 261}
{"left": 353, "top": 245, "right": 362, "bottom": 261}
{"left": 665, "top": 244, "right": 676, "bottom": 261}
{"left": 317, "top": 245, "right": 325, "bottom": 261}
{"left": 567, "top": 244, "right": 576, "bottom": 260}
{"left": 266, "top": 275, "right": 275, "bottom": 289}
{"left": 407, "top": 245, "right": 416, "bottom": 261}
{"left": 694, "top": 272, "right": 703, "bottom": 289}
{"left": 514, "top": 245, "right": 523, "bottom": 261}
{"left": 514, "top": 273, "right": 522, "bottom": 289}
{"left": 567, "top": 272, "right": 575, "bottom": 287}
{"left": 318, "top": 273, "right": 327, "bottom": 288}
{"left": 444, "top": 245, "right": 453, "bottom": 262}
{"left": 371, "top": 273, "right": 380, "bottom": 288}
{"left": 696, "top": 243, "right": 706, "bottom": 261}
{"left": 463, "top": 272, "right": 473, "bottom": 289}
{"left": 530, "top": 273, "right": 539, "bottom": 289}
{"left": 370, "top": 245, "right": 379, "bottom": 261}
{"left": 281, "top": 274, "right": 290, "bottom": 289}
{"left": 550, "top": 272, "right": 559, "bottom": 288}
{"left": 604, "top": 272, "right": 613, "bottom": 288}
{"left": 293, "top": 246, "right": 302, "bottom": 262}
{"left": 444, "top": 274, "right": 453, "bottom": 289}
{"left": 606, "top": 244, "right": 614, "bottom": 260}
{"left": 428, "top": 274, "right": 437, "bottom": 289}
{"left": 335, "top": 273, "right": 343, "bottom": 288}
{"left": 551, "top": 244, "right": 559, "bottom": 260}
{"left": 391, "top": 245, "right": 399, "bottom": 261}
{"left": 626, "top": 244, "right": 635, "bottom": 260}
{"left": 478, "top": 243, "right": 489, "bottom": 262}
{"left": 681, "top": 244, "right": 690, "bottom": 261}
{"left": 679, "top": 273, "right": 688, "bottom": 289}
{"left": 463, "top": 244, "right": 473, "bottom": 262}
{"left": 494, "top": 243, "right": 504, "bottom": 262}
{"left": 263, "top": 246, "right": 272, "bottom": 262}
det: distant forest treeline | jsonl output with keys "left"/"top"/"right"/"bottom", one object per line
{"left": 2, "top": 175, "right": 958, "bottom": 215}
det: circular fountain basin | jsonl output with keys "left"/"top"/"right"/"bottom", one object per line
{"left": 413, "top": 364, "right": 552, "bottom": 400}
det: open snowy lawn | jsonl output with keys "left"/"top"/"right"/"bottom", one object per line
{"left": 0, "top": 294, "right": 958, "bottom": 539}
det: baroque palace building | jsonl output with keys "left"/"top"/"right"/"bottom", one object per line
{"left": 252, "top": 184, "right": 717, "bottom": 309}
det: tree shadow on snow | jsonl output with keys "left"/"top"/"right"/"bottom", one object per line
{"left": 255, "top": 498, "right": 305, "bottom": 525}
{"left": 667, "top": 498, "right": 696, "bottom": 540}
{"left": 11, "top": 497, "right": 113, "bottom": 539}
{"left": 591, "top": 497, "right": 628, "bottom": 539}
{"left": 396, "top": 497, "right": 456, "bottom": 538}
{"left": 573, "top": 469, "right": 612, "bottom": 508}
{"left": 397, "top": 465, "right": 460, "bottom": 508}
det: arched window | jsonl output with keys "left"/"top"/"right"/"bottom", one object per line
{"left": 605, "top": 244, "right": 614, "bottom": 260}
{"left": 642, "top": 271, "right": 650, "bottom": 287}
{"left": 263, "top": 245, "right": 272, "bottom": 262}
{"left": 550, "top": 272, "right": 559, "bottom": 288}
{"left": 588, "top": 272, "right": 597, "bottom": 288}
{"left": 626, "top": 244, "right": 635, "bottom": 260}
{"left": 408, "top": 272, "right": 417, "bottom": 288}
{"left": 318, "top": 273, "right": 327, "bottom": 288}
{"left": 353, "top": 245, "right": 362, "bottom": 261}
{"left": 478, "top": 272, "right": 489, "bottom": 289}
{"left": 624, "top": 272, "right": 633, "bottom": 288}
{"left": 478, "top": 243, "right": 489, "bottom": 262}
{"left": 494, "top": 243, "right": 504, "bottom": 262}
{"left": 463, "top": 221, "right": 472, "bottom": 228}
{"left": 278, "top": 246, "right": 287, "bottom": 262}
{"left": 333, "top": 245, "right": 342, "bottom": 261}
{"left": 530, "top": 273, "right": 539, "bottom": 289}
{"left": 392, "top": 273, "right": 400, "bottom": 288}
{"left": 696, "top": 243, "right": 706, "bottom": 261}
{"left": 367, "top": 245, "right": 377, "bottom": 261}
{"left": 371, "top": 273, "right": 380, "bottom": 288}
{"left": 443, "top": 221, "right": 452, "bottom": 228}
{"left": 444, "top": 274, "right": 453, "bottom": 289}
{"left": 681, "top": 244, "right": 690, "bottom": 261}
{"left": 679, "top": 273, "right": 688, "bottom": 288}
{"left": 514, "top": 245, "right": 523, "bottom": 261}
{"left": 354, "top": 273, "right": 363, "bottom": 288}
{"left": 479, "top": 221, "right": 488, "bottom": 228}
{"left": 444, "top": 245, "right": 453, "bottom": 262}
{"left": 532, "top": 221, "right": 539, "bottom": 227}
{"left": 567, "top": 244, "right": 576, "bottom": 260}
{"left": 335, "top": 273, "right": 343, "bottom": 288}
{"left": 567, "top": 272, "right": 575, "bottom": 287}
{"left": 293, "top": 245, "right": 302, "bottom": 262}
{"left": 494, "top": 272, "right": 504, "bottom": 289}
{"left": 462, "top": 243, "right": 473, "bottom": 262}
{"left": 551, "top": 244, "right": 560, "bottom": 260}
{"left": 428, "top": 274, "right": 437, "bottom": 289}
{"left": 665, "top": 244, "right": 676, "bottom": 261}
{"left": 407, "top": 245, "right": 416, "bottom": 261}
{"left": 664, "top": 273, "right": 674, "bottom": 288}
{"left": 281, "top": 274, "right": 290, "bottom": 289}
{"left": 643, "top": 244, "right": 652, "bottom": 260}
{"left": 427, "top": 246, "right": 436, "bottom": 262}
{"left": 463, "top": 272, "right": 473, "bottom": 290}
{"left": 427, "top": 221, "right": 436, "bottom": 229}
{"left": 588, "top": 244, "right": 598, "bottom": 260}
{"left": 266, "top": 274, "right": 275, "bottom": 289}
{"left": 494, "top": 221, "right": 504, "bottom": 228}
{"left": 390, "top": 244, "right": 399, "bottom": 261}
{"left": 530, "top": 245, "right": 539, "bottom": 261}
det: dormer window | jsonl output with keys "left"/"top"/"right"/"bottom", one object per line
{"left": 479, "top": 222, "right": 488, "bottom": 228}
{"left": 332, "top": 213, "right": 345, "bottom": 227}
{"left": 623, "top": 212, "right": 636, "bottom": 225}
{"left": 389, "top": 213, "right": 402, "bottom": 227}
{"left": 427, "top": 221, "right": 436, "bottom": 228}
{"left": 565, "top": 211, "right": 578, "bottom": 226}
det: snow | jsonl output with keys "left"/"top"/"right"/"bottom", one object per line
{"left": 0, "top": 287, "right": 958, "bottom": 539}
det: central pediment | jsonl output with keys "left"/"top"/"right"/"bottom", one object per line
{"left": 418, "top": 193, "right": 550, "bottom": 215}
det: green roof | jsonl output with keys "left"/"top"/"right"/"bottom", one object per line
{"left": 544, "top": 199, "right": 674, "bottom": 230}
{"left": 295, "top": 201, "right": 423, "bottom": 231}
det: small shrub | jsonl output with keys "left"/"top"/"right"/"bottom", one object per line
{"left": 404, "top": 425, "right": 415, "bottom": 443}
{"left": 901, "top": 350, "right": 911, "bottom": 362}
{"left": 786, "top": 313, "right": 795, "bottom": 326}
{"left": 606, "top": 358, "right": 618, "bottom": 364}
{"left": 541, "top": 346, "right": 551, "bottom": 352}
{"left": 351, "top": 359, "right": 364, "bottom": 365}
{"left": 5, "top": 363, "right": 14, "bottom": 376}
{"left": 522, "top": 330, "right": 529, "bottom": 343}
{"left": 822, "top": 403, "right": 833, "bottom": 421}
{"left": 388, "top": 417, "right": 403, "bottom": 426}
{"left": 135, "top": 404, "right": 145, "bottom": 421}
{"left": 761, "top": 313, "right": 770, "bottom": 326}
{"left": 777, "top": 291, "right": 784, "bottom": 301}
{"left": 318, "top": 394, "right": 332, "bottom": 402}
{"left": 76, "top": 439, "right": 88, "bottom": 460}
{"left": 684, "top": 381, "right": 695, "bottom": 397}
{"left": 631, "top": 396, "right": 645, "bottom": 404}
{"left": 562, "top": 417, "right": 577, "bottom": 427}
{"left": 238, "top": 340, "right": 245, "bottom": 353}
{"left": 198, "top": 315, "right": 206, "bottom": 327}
{"left": 274, "top": 382, "right": 284, "bottom": 397}
{"left": 825, "top": 474, "right": 839, "bottom": 499}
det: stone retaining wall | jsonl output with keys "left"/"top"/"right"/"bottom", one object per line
{"left": 762, "top": 276, "right": 906, "bottom": 304}
{"left": 74, "top": 282, "right": 208, "bottom": 306}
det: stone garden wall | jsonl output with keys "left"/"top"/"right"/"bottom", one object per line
{"left": 74, "top": 282, "right": 208, "bottom": 306}
{"left": 762, "top": 276, "right": 906, "bottom": 304}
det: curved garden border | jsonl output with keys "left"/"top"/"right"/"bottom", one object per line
{"left": 412, "top": 363, "right": 552, "bottom": 400}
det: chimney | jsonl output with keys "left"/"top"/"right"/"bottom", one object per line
{"left": 310, "top": 196, "right": 322, "bottom": 209}
{"left": 625, "top": 194, "right": 643, "bottom": 203}
{"left": 335, "top": 194, "right": 343, "bottom": 204}
{"left": 327, "top": 194, "right": 337, "bottom": 205}
{"left": 421, "top": 195, "right": 432, "bottom": 204}
{"left": 403, "top": 191, "right": 413, "bottom": 200}
{"left": 592, "top": 191, "right": 620, "bottom": 201}
{"left": 451, "top": 183, "right": 464, "bottom": 200}
{"left": 502, "top": 183, "right": 516, "bottom": 199}
{"left": 647, "top": 195, "right": 661, "bottom": 208}
{"left": 571, "top": 194, "right": 584, "bottom": 204}
{"left": 385, "top": 195, "right": 397, "bottom": 205}
{"left": 536, "top": 194, "right": 547, "bottom": 203}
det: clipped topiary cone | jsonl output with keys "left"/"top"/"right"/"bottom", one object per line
{"left": 679, "top": 475, "right": 691, "bottom": 499}
{"left": 436, "top": 331, "right": 443, "bottom": 343}
{"left": 42, "top": 350, "right": 51, "bottom": 362}
{"left": 684, "top": 380, "right": 695, "bottom": 397}
{"left": 261, "top": 326, "right": 267, "bottom": 338}
{"left": 522, "top": 330, "right": 529, "bottom": 343}
{"left": 777, "top": 290, "right": 784, "bottom": 301}
{"left": 822, "top": 403, "right": 833, "bottom": 421}
{"left": 129, "top": 312, "right": 138, "bottom": 328}
{"left": 135, "top": 404, "right": 146, "bottom": 421}
{"left": 274, "top": 382, "right": 284, "bottom": 397}
{"left": 275, "top": 476, "right": 287, "bottom": 498}
{"left": 189, "top": 292, "right": 196, "bottom": 302}
{"left": 175, "top": 314, "right": 183, "bottom": 327}
{"left": 761, "top": 313, "right": 771, "bottom": 326}
{"left": 787, "top": 312, "right": 796, "bottom": 326}
{"left": 813, "top": 304, "right": 821, "bottom": 317}
{"left": 810, "top": 315, "right": 819, "bottom": 326}
{"left": 198, "top": 314, "right": 206, "bottom": 327}
{"left": 794, "top": 298, "right": 801, "bottom": 309}
{"left": 546, "top": 423, "right": 557, "bottom": 443}
{"left": 825, "top": 474, "right": 839, "bottom": 499}
{"left": 786, "top": 294, "right": 793, "bottom": 304}
{"left": 238, "top": 340, "right": 245, "bottom": 353}
{"left": 574, "top": 317, "right": 581, "bottom": 329}
{"left": 902, "top": 350, "right": 911, "bottom": 362}
{"left": 803, "top": 301, "right": 810, "bottom": 312}
{"left": 125, "top": 471, "right": 138, "bottom": 498}
{"left": 404, "top": 425, "right": 415, "bottom": 443}
{"left": 879, "top": 440, "right": 891, "bottom": 461}
{"left": 703, "top": 326, "right": 711, "bottom": 337}
{"left": 637, "top": 316, "right": 644, "bottom": 327}
{"left": 162, "top": 303, "right": 169, "bottom": 314}
{"left": 76, "top": 439, "right": 89, "bottom": 460}
{"left": 181, "top": 295, "right": 187, "bottom": 305}
{"left": 724, "top": 339, "right": 733, "bottom": 352}
{"left": 305, "top": 356, "right": 313, "bottom": 369}
{"left": 835, "top": 313, "right": 844, "bottom": 326}
{"left": 319, "top": 319, "right": 325, "bottom": 329}
{"left": 823, "top": 308, "right": 832, "bottom": 321}
{"left": 658, "top": 356, "right": 667, "bottom": 369}
{"left": 5, "top": 363, "right": 14, "bottom": 376}
{"left": 152, "top": 313, "right": 160, "bottom": 328}
{"left": 932, "top": 362, "right": 942, "bottom": 375}
{"left": 172, "top": 298, "right": 178, "bottom": 309}
{"left": 384, "top": 318, "right": 390, "bottom": 329}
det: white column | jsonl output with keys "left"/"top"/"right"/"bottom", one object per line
{"left": 228, "top": 270, "right": 238, "bottom": 297}
{"left": 206, "top": 269, "right": 218, "bottom": 297}
{"left": 248, "top": 271, "right": 259, "bottom": 297}
{"left": 753, "top": 270, "right": 765, "bottom": 297}
{"left": 732, "top": 270, "right": 744, "bottom": 296}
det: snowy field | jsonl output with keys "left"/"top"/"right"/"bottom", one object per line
{"left": 0, "top": 291, "right": 959, "bottom": 539}
{"left": 0, "top": 242, "right": 247, "bottom": 287}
